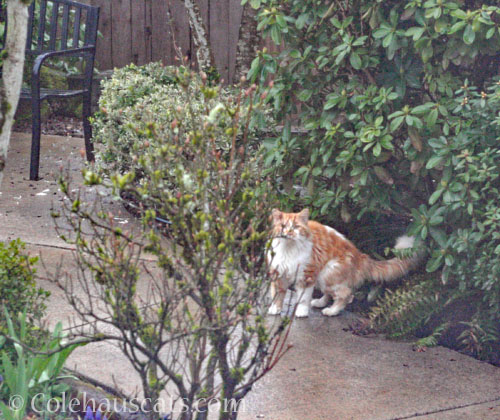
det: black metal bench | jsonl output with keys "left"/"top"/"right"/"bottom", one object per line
{"left": 3, "top": 0, "right": 99, "bottom": 180}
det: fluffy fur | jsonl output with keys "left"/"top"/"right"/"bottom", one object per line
{"left": 267, "top": 208, "right": 419, "bottom": 317}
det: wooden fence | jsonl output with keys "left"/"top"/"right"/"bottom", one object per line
{"left": 83, "top": 0, "right": 244, "bottom": 83}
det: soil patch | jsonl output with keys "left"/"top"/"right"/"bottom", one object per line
{"left": 13, "top": 115, "right": 83, "bottom": 138}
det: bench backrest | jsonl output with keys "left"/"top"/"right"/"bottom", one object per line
{"left": 1, "top": 0, "right": 99, "bottom": 53}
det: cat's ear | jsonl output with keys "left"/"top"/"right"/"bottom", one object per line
{"left": 271, "top": 209, "right": 282, "bottom": 222}
{"left": 298, "top": 208, "right": 310, "bottom": 223}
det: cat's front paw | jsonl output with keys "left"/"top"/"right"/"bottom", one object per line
{"left": 322, "top": 305, "right": 342, "bottom": 317}
{"left": 295, "top": 305, "right": 310, "bottom": 318}
{"left": 268, "top": 303, "right": 282, "bottom": 315}
{"left": 311, "top": 295, "right": 329, "bottom": 308}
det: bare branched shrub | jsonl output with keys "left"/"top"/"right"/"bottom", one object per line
{"left": 53, "top": 67, "right": 290, "bottom": 420}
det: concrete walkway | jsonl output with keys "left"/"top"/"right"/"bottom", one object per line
{"left": 1, "top": 133, "right": 499, "bottom": 420}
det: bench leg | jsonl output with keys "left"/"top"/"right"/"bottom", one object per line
{"left": 82, "top": 92, "right": 94, "bottom": 162}
{"left": 30, "top": 98, "right": 42, "bottom": 181}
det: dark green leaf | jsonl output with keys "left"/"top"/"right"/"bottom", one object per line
{"left": 463, "top": 24, "right": 475, "bottom": 45}
{"left": 426, "top": 155, "right": 443, "bottom": 169}
{"left": 426, "top": 108, "right": 438, "bottom": 126}
{"left": 297, "top": 89, "right": 312, "bottom": 102}
{"left": 448, "top": 20, "right": 466, "bottom": 34}
{"left": 426, "top": 255, "right": 443, "bottom": 272}
{"left": 406, "top": 27, "right": 425, "bottom": 41}
{"left": 390, "top": 116, "right": 405, "bottom": 132}
{"left": 429, "top": 188, "right": 443, "bottom": 205}
{"left": 373, "top": 28, "right": 391, "bottom": 38}
{"left": 350, "top": 53, "right": 362, "bottom": 70}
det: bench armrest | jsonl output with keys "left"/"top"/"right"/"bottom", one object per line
{"left": 31, "top": 46, "right": 96, "bottom": 97}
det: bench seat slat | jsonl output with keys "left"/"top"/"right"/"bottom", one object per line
{"left": 21, "top": 88, "right": 87, "bottom": 100}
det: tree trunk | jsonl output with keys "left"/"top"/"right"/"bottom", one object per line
{"left": 0, "top": 0, "right": 29, "bottom": 186}
{"left": 233, "top": 4, "right": 261, "bottom": 84}
{"left": 182, "top": 0, "right": 214, "bottom": 71}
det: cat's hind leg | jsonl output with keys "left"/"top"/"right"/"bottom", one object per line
{"left": 322, "top": 284, "right": 353, "bottom": 317}
{"left": 313, "top": 259, "right": 337, "bottom": 310}
{"left": 311, "top": 294, "right": 330, "bottom": 308}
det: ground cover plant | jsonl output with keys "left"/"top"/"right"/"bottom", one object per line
{"left": 52, "top": 65, "right": 290, "bottom": 420}
{"left": 249, "top": 0, "right": 500, "bottom": 363}
{"left": 91, "top": 62, "right": 273, "bottom": 221}
{"left": 0, "top": 239, "right": 50, "bottom": 359}
{"left": 0, "top": 242, "right": 82, "bottom": 420}
{"left": 0, "top": 311, "right": 82, "bottom": 420}
{"left": 92, "top": 62, "right": 271, "bottom": 178}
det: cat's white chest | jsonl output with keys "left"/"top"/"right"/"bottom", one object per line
{"left": 268, "top": 238, "right": 313, "bottom": 284}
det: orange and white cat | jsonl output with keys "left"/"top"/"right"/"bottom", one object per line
{"left": 267, "top": 208, "right": 419, "bottom": 317}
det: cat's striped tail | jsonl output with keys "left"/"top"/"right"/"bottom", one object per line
{"left": 363, "top": 235, "right": 420, "bottom": 283}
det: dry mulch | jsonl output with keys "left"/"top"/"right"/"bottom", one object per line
{"left": 13, "top": 116, "right": 84, "bottom": 138}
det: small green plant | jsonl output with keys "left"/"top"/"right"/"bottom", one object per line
{"left": 414, "top": 322, "right": 450, "bottom": 351}
{"left": 367, "top": 276, "right": 444, "bottom": 339}
{"left": 458, "top": 319, "right": 500, "bottom": 361}
{"left": 0, "top": 239, "right": 50, "bottom": 358}
{"left": 0, "top": 309, "right": 84, "bottom": 420}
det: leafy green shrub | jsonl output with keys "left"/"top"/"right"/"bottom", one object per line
{"left": 0, "top": 239, "right": 50, "bottom": 347}
{"left": 56, "top": 66, "right": 289, "bottom": 420}
{"left": 251, "top": 0, "right": 500, "bottom": 361}
{"left": 92, "top": 62, "right": 272, "bottom": 180}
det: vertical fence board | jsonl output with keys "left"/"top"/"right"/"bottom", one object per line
{"left": 111, "top": 0, "right": 132, "bottom": 68}
{"left": 151, "top": 0, "right": 171, "bottom": 64}
{"left": 85, "top": 0, "right": 247, "bottom": 82}
{"left": 87, "top": 0, "right": 112, "bottom": 70}
{"left": 228, "top": 0, "right": 243, "bottom": 83}
{"left": 199, "top": 0, "right": 209, "bottom": 27}
{"left": 144, "top": 0, "right": 152, "bottom": 64}
{"left": 130, "top": 0, "right": 150, "bottom": 65}
{"left": 170, "top": 0, "right": 191, "bottom": 62}
{"left": 210, "top": 0, "right": 229, "bottom": 82}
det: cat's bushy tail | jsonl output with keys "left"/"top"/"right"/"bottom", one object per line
{"left": 363, "top": 235, "right": 420, "bottom": 283}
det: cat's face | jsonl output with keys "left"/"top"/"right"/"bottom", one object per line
{"left": 271, "top": 209, "right": 310, "bottom": 240}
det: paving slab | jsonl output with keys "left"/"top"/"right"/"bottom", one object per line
{"left": 33, "top": 245, "right": 500, "bottom": 420}
{"left": 415, "top": 399, "right": 500, "bottom": 420}
{"left": 240, "top": 313, "right": 500, "bottom": 420}
{"left": 26, "top": 244, "right": 157, "bottom": 329}
{"left": 0, "top": 132, "right": 136, "bottom": 248}
{"left": 1, "top": 132, "right": 500, "bottom": 420}
{"left": 1, "top": 133, "right": 82, "bottom": 247}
